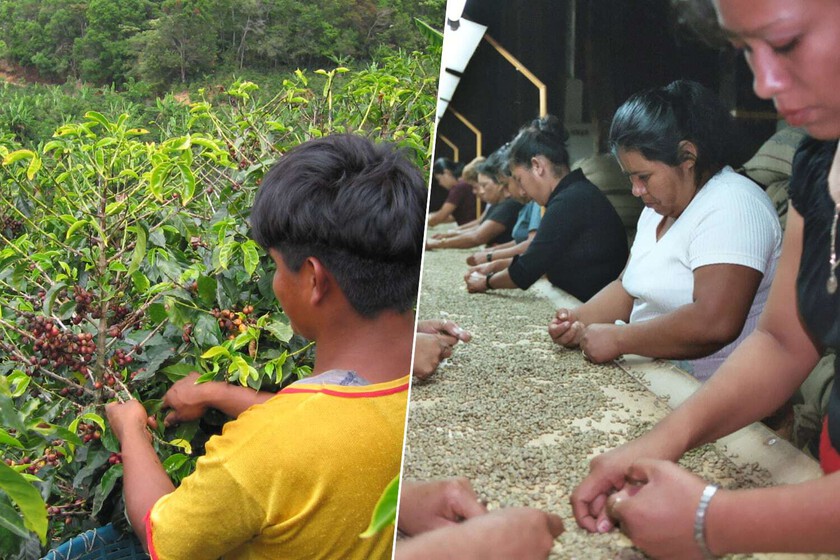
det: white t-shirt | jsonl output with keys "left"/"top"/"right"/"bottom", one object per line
{"left": 622, "top": 167, "right": 782, "bottom": 381}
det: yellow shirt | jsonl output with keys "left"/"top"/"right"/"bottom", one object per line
{"left": 147, "top": 374, "right": 409, "bottom": 559}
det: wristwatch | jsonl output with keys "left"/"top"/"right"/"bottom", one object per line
{"left": 486, "top": 252, "right": 493, "bottom": 263}
{"left": 485, "top": 271, "right": 495, "bottom": 290}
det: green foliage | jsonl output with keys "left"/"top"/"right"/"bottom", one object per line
{"left": 0, "top": 0, "right": 445, "bottom": 88}
{"left": 0, "top": 461, "right": 47, "bottom": 545}
{"left": 0, "top": 0, "right": 86, "bottom": 80}
{"left": 0, "top": 82, "right": 141, "bottom": 146}
{"left": 0, "top": 50, "right": 436, "bottom": 555}
{"left": 132, "top": 0, "right": 222, "bottom": 87}
{"left": 414, "top": 18, "right": 444, "bottom": 48}
{"left": 359, "top": 474, "right": 399, "bottom": 538}
{"left": 74, "top": 0, "right": 151, "bottom": 85}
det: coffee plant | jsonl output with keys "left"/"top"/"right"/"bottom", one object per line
{"left": 0, "top": 48, "right": 437, "bottom": 556}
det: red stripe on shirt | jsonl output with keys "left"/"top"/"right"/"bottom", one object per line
{"left": 281, "top": 382, "right": 409, "bottom": 399}
{"left": 145, "top": 508, "right": 160, "bottom": 560}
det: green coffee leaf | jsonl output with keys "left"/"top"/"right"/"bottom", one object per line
{"left": 200, "top": 346, "right": 230, "bottom": 360}
{"left": 0, "top": 461, "right": 47, "bottom": 544}
{"left": 92, "top": 465, "right": 123, "bottom": 517}
{"left": 241, "top": 240, "right": 260, "bottom": 277}
{"left": 360, "top": 475, "right": 398, "bottom": 538}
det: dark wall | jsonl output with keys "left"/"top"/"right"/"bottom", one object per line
{"left": 436, "top": 0, "right": 569, "bottom": 165}
{"left": 431, "top": 0, "right": 776, "bottom": 210}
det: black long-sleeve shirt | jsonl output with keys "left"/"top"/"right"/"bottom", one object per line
{"left": 508, "top": 169, "right": 628, "bottom": 301}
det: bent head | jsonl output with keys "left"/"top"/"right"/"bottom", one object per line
{"left": 508, "top": 115, "right": 570, "bottom": 206}
{"left": 476, "top": 146, "right": 512, "bottom": 204}
{"left": 609, "top": 80, "right": 743, "bottom": 217}
{"left": 615, "top": 147, "right": 697, "bottom": 219}
{"left": 476, "top": 173, "right": 507, "bottom": 204}
{"left": 433, "top": 169, "right": 458, "bottom": 189}
{"left": 507, "top": 177, "right": 530, "bottom": 203}
{"left": 714, "top": 0, "right": 840, "bottom": 139}
{"left": 433, "top": 157, "right": 464, "bottom": 189}
{"left": 250, "top": 135, "right": 425, "bottom": 322}
{"left": 461, "top": 156, "right": 486, "bottom": 194}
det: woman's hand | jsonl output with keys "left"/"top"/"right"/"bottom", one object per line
{"left": 440, "top": 507, "right": 564, "bottom": 559}
{"left": 465, "top": 272, "right": 488, "bottom": 293}
{"left": 397, "top": 504, "right": 564, "bottom": 560}
{"left": 398, "top": 478, "right": 488, "bottom": 536}
{"left": 571, "top": 433, "right": 679, "bottom": 534}
{"left": 414, "top": 320, "right": 471, "bottom": 380}
{"left": 413, "top": 333, "right": 454, "bottom": 380}
{"left": 466, "top": 250, "right": 490, "bottom": 266}
{"left": 548, "top": 308, "right": 585, "bottom": 347}
{"left": 606, "top": 459, "right": 710, "bottom": 559}
{"left": 417, "top": 319, "right": 472, "bottom": 343}
{"left": 579, "top": 324, "right": 623, "bottom": 363}
{"left": 465, "top": 260, "right": 506, "bottom": 280}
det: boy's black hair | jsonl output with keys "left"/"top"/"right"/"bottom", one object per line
{"left": 250, "top": 134, "right": 426, "bottom": 318}
{"left": 609, "top": 80, "right": 747, "bottom": 184}
{"left": 508, "top": 115, "right": 571, "bottom": 175}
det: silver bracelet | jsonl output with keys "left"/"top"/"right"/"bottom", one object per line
{"left": 694, "top": 484, "right": 719, "bottom": 559}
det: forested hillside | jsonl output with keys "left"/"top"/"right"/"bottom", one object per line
{"left": 0, "top": 0, "right": 444, "bottom": 88}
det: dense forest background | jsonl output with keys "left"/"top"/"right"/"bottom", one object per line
{"left": 0, "top": 0, "right": 444, "bottom": 147}
{"left": 0, "top": 0, "right": 444, "bottom": 89}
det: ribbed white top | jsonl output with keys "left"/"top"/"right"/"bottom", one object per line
{"left": 623, "top": 167, "right": 782, "bottom": 381}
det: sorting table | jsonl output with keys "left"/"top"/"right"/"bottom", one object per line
{"left": 404, "top": 243, "right": 835, "bottom": 559}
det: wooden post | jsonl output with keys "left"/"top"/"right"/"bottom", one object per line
{"left": 448, "top": 109, "right": 483, "bottom": 220}
{"left": 484, "top": 34, "right": 548, "bottom": 117}
{"left": 438, "top": 135, "right": 460, "bottom": 162}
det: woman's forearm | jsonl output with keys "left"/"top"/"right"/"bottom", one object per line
{"left": 708, "top": 475, "right": 840, "bottom": 555}
{"left": 613, "top": 303, "right": 737, "bottom": 359}
{"left": 427, "top": 211, "right": 447, "bottom": 227}
{"left": 496, "top": 240, "right": 515, "bottom": 249}
{"left": 613, "top": 263, "right": 767, "bottom": 359}
{"left": 436, "top": 233, "right": 483, "bottom": 249}
{"left": 488, "top": 239, "right": 532, "bottom": 261}
{"left": 436, "top": 225, "right": 478, "bottom": 240}
{"left": 645, "top": 327, "right": 818, "bottom": 461}
{"left": 435, "top": 223, "right": 504, "bottom": 249}
{"left": 428, "top": 202, "right": 456, "bottom": 227}
{"left": 455, "top": 218, "right": 482, "bottom": 231}
{"left": 486, "top": 269, "right": 518, "bottom": 290}
{"left": 575, "top": 280, "right": 634, "bottom": 325}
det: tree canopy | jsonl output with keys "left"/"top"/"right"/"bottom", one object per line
{"left": 0, "top": 0, "right": 445, "bottom": 87}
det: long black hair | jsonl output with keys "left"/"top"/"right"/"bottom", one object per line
{"left": 476, "top": 144, "right": 511, "bottom": 183}
{"left": 432, "top": 157, "right": 465, "bottom": 177}
{"left": 508, "top": 115, "right": 570, "bottom": 175}
{"left": 609, "top": 80, "right": 747, "bottom": 184}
